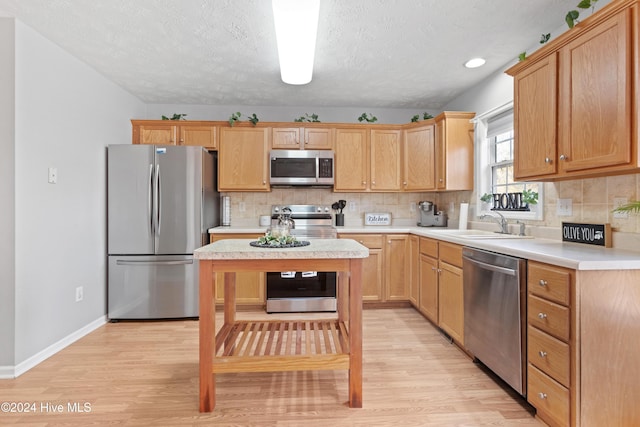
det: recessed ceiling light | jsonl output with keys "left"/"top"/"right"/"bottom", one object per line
{"left": 464, "top": 58, "right": 486, "bottom": 69}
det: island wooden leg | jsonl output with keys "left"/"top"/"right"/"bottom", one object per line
{"left": 348, "top": 258, "right": 363, "bottom": 408}
{"left": 224, "top": 272, "right": 236, "bottom": 325}
{"left": 199, "top": 260, "right": 215, "bottom": 412}
{"left": 337, "top": 271, "right": 349, "bottom": 323}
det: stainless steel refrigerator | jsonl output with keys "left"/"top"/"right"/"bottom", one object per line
{"left": 107, "top": 145, "right": 218, "bottom": 320}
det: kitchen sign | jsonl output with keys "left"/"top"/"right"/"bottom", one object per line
{"left": 365, "top": 212, "right": 391, "bottom": 226}
{"left": 561, "top": 222, "right": 611, "bottom": 247}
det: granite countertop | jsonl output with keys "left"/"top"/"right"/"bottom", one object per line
{"left": 194, "top": 238, "right": 369, "bottom": 260}
{"left": 208, "top": 225, "right": 640, "bottom": 270}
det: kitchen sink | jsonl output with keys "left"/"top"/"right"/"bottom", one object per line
{"left": 424, "top": 229, "right": 533, "bottom": 239}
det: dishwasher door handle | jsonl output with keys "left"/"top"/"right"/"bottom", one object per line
{"left": 463, "top": 255, "right": 517, "bottom": 276}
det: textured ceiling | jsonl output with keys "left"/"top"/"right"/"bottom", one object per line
{"left": 0, "top": 0, "right": 579, "bottom": 109}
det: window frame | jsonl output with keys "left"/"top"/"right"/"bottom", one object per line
{"left": 475, "top": 102, "right": 543, "bottom": 221}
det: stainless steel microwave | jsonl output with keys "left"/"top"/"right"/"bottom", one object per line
{"left": 269, "top": 150, "right": 334, "bottom": 186}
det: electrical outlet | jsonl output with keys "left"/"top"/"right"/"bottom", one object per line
{"left": 613, "top": 197, "right": 629, "bottom": 219}
{"left": 48, "top": 167, "right": 57, "bottom": 184}
{"left": 409, "top": 202, "right": 416, "bottom": 212}
{"left": 75, "top": 286, "right": 83, "bottom": 302}
{"left": 348, "top": 201, "right": 356, "bottom": 212}
{"left": 557, "top": 198, "right": 573, "bottom": 216}
{"left": 239, "top": 202, "right": 246, "bottom": 212}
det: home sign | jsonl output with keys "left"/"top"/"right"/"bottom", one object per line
{"left": 561, "top": 222, "right": 611, "bottom": 247}
{"left": 488, "top": 192, "right": 530, "bottom": 211}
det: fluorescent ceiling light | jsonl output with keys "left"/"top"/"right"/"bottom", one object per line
{"left": 464, "top": 57, "right": 486, "bottom": 68}
{"left": 272, "top": 0, "right": 320, "bottom": 85}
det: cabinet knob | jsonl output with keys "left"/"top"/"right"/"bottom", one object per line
{"left": 539, "top": 279, "right": 547, "bottom": 287}
{"left": 559, "top": 154, "right": 568, "bottom": 161}
{"left": 538, "top": 392, "right": 548, "bottom": 400}
{"left": 403, "top": 181, "right": 407, "bottom": 186}
{"left": 544, "top": 157, "right": 552, "bottom": 163}
{"left": 262, "top": 180, "right": 266, "bottom": 185}
{"left": 362, "top": 181, "right": 366, "bottom": 185}
{"left": 179, "top": 139, "right": 184, "bottom": 143}
{"left": 439, "top": 178, "right": 443, "bottom": 182}
{"left": 538, "top": 312, "right": 547, "bottom": 320}
{"left": 372, "top": 181, "right": 376, "bottom": 185}
{"left": 538, "top": 350, "right": 547, "bottom": 358}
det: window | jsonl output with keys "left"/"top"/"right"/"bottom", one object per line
{"left": 476, "top": 103, "right": 543, "bottom": 220}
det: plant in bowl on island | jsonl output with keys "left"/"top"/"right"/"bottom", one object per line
{"left": 258, "top": 230, "right": 299, "bottom": 246}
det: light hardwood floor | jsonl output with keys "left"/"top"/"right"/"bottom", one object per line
{"left": 0, "top": 308, "right": 542, "bottom": 426}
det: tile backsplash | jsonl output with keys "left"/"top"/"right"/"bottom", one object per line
{"left": 223, "top": 174, "right": 640, "bottom": 250}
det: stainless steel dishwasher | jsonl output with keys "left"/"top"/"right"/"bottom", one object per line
{"left": 462, "top": 247, "right": 527, "bottom": 396}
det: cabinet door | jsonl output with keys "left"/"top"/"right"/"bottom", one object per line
{"left": 370, "top": 129, "right": 402, "bottom": 191}
{"left": 135, "top": 123, "right": 177, "bottom": 145}
{"left": 558, "top": 9, "right": 632, "bottom": 173}
{"left": 384, "top": 235, "right": 408, "bottom": 301}
{"left": 513, "top": 54, "right": 558, "bottom": 179}
{"left": 362, "top": 248, "right": 383, "bottom": 301}
{"left": 419, "top": 254, "right": 438, "bottom": 324}
{"left": 218, "top": 127, "right": 269, "bottom": 191}
{"left": 435, "top": 114, "right": 474, "bottom": 191}
{"left": 272, "top": 127, "right": 301, "bottom": 149}
{"left": 403, "top": 125, "right": 435, "bottom": 191}
{"left": 438, "top": 260, "right": 464, "bottom": 344}
{"left": 210, "top": 234, "right": 264, "bottom": 305}
{"left": 408, "top": 235, "right": 420, "bottom": 307}
{"left": 304, "top": 127, "right": 333, "bottom": 149}
{"left": 180, "top": 125, "right": 217, "bottom": 149}
{"left": 334, "top": 128, "right": 368, "bottom": 191}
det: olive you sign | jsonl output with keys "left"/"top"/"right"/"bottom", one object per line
{"left": 561, "top": 222, "right": 611, "bottom": 247}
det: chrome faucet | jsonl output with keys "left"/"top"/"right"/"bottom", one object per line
{"left": 480, "top": 211, "right": 510, "bottom": 234}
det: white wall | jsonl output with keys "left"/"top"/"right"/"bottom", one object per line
{"left": 13, "top": 20, "right": 145, "bottom": 364}
{"left": 0, "top": 18, "right": 16, "bottom": 368}
{"left": 144, "top": 103, "right": 439, "bottom": 125}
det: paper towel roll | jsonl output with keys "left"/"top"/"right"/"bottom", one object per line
{"left": 459, "top": 203, "right": 469, "bottom": 230}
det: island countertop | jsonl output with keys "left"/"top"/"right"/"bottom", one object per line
{"left": 194, "top": 238, "right": 369, "bottom": 260}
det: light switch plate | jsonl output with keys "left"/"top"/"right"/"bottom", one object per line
{"left": 557, "top": 198, "right": 572, "bottom": 216}
{"left": 48, "top": 167, "right": 57, "bottom": 184}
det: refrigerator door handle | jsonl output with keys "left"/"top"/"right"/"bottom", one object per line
{"left": 155, "top": 164, "right": 161, "bottom": 236}
{"left": 116, "top": 259, "right": 194, "bottom": 266}
{"left": 148, "top": 163, "right": 154, "bottom": 236}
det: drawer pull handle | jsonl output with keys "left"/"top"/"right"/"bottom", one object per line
{"left": 538, "top": 392, "right": 548, "bottom": 399}
{"left": 538, "top": 312, "right": 547, "bottom": 320}
{"left": 539, "top": 351, "right": 547, "bottom": 358}
{"left": 539, "top": 279, "right": 547, "bottom": 286}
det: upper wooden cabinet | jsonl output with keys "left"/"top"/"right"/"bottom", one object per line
{"left": 434, "top": 112, "right": 475, "bottom": 191}
{"left": 334, "top": 127, "right": 402, "bottom": 192}
{"left": 271, "top": 126, "right": 333, "bottom": 150}
{"left": 131, "top": 120, "right": 217, "bottom": 150}
{"left": 506, "top": 0, "right": 639, "bottom": 181}
{"left": 218, "top": 126, "right": 270, "bottom": 191}
{"left": 403, "top": 124, "right": 436, "bottom": 191}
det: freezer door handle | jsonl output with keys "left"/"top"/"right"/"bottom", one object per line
{"left": 462, "top": 255, "right": 517, "bottom": 276}
{"left": 116, "top": 259, "right": 194, "bottom": 266}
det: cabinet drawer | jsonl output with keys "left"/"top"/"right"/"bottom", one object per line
{"left": 528, "top": 262, "right": 571, "bottom": 305}
{"left": 419, "top": 237, "right": 438, "bottom": 258}
{"left": 438, "top": 242, "right": 463, "bottom": 267}
{"left": 211, "top": 233, "right": 262, "bottom": 243}
{"left": 528, "top": 325, "right": 570, "bottom": 388}
{"left": 339, "top": 234, "right": 383, "bottom": 249}
{"left": 528, "top": 295, "right": 570, "bottom": 341}
{"left": 528, "top": 364, "right": 570, "bottom": 427}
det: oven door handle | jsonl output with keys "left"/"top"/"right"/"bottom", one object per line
{"left": 463, "top": 255, "right": 517, "bottom": 277}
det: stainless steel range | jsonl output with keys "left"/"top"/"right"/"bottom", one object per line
{"left": 266, "top": 204, "right": 337, "bottom": 313}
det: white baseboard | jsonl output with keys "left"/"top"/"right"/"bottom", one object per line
{"left": 0, "top": 316, "right": 107, "bottom": 379}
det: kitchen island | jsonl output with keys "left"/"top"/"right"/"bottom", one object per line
{"left": 194, "top": 238, "right": 369, "bottom": 412}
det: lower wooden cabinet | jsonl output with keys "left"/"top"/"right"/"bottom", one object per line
{"left": 338, "top": 233, "right": 407, "bottom": 303}
{"left": 408, "top": 235, "right": 420, "bottom": 306}
{"left": 209, "top": 233, "right": 264, "bottom": 305}
{"left": 437, "top": 245, "right": 464, "bottom": 345}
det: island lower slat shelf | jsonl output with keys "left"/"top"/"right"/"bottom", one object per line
{"left": 213, "top": 320, "right": 350, "bottom": 373}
